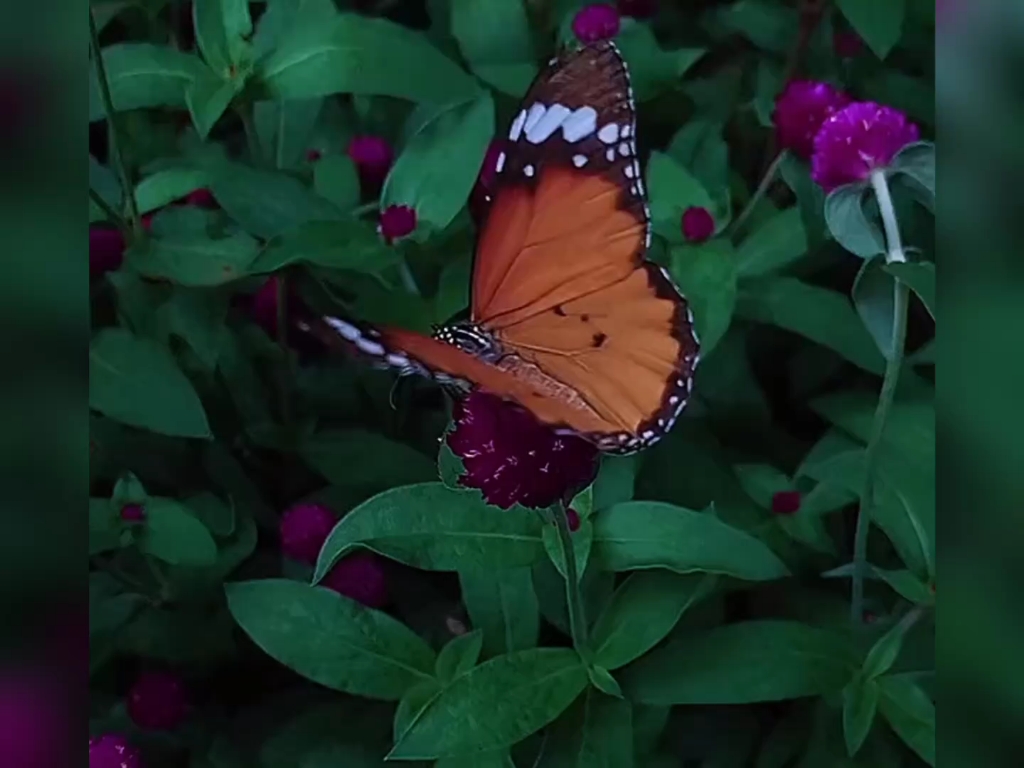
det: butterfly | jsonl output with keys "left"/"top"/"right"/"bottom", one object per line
{"left": 300, "top": 41, "right": 700, "bottom": 455}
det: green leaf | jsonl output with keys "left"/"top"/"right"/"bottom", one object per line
{"left": 536, "top": 689, "right": 633, "bottom": 768}
{"left": 842, "top": 675, "right": 880, "bottom": 757}
{"left": 394, "top": 678, "right": 442, "bottom": 744}
{"left": 885, "top": 261, "right": 935, "bottom": 319}
{"left": 779, "top": 151, "right": 827, "bottom": 250}
{"left": 460, "top": 567, "right": 540, "bottom": 658}
{"left": 837, "top": 0, "right": 906, "bottom": 60}
{"left": 590, "top": 501, "right": 788, "bottom": 580}
{"left": 159, "top": 287, "right": 230, "bottom": 370}
{"left": 437, "top": 752, "right": 515, "bottom": 768}
{"left": 140, "top": 497, "right": 218, "bottom": 566}
{"left": 253, "top": 221, "right": 400, "bottom": 274}
{"left": 889, "top": 141, "right": 935, "bottom": 206}
{"left": 112, "top": 472, "right": 147, "bottom": 507}
{"left": 877, "top": 675, "right": 935, "bottom": 765}
{"left": 853, "top": 258, "right": 899, "bottom": 360}
{"left": 616, "top": 24, "right": 705, "bottom": 102}
{"left": 666, "top": 118, "right": 731, "bottom": 215}
{"left": 186, "top": 492, "right": 235, "bottom": 538}
{"left": 186, "top": 71, "right": 240, "bottom": 140}
{"left": 135, "top": 167, "right": 210, "bottom": 215}
{"left": 647, "top": 151, "right": 715, "bottom": 239}
{"left": 592, "top": 455, "right": 637, "bottom": 512}
{"left": 388, "top": 648, "right": 588, "bottom": 759}
{"left": 587, "top": 665, "right": 623, "bottom": 699}
{"left": 710, "top": 0, "right": 798, "bottom": 55}
{"left": 824, "top": 184, "right": 886, "bottom": 259}
{"left": 193, "top": 0, "right": 253, "bottom": 75}
{"left": 875, "top": 568, "right": 934, "bottom": 606}
{"left": 257, "top": 12, "right": 479, "bottom": 104}
{"left": 668, "top": 241, "right": 737, "bottom": 355}
{"left": 89, "top": 44, "right": 207, "bottom": 121}
{"left": 226, "top": 578, "right": 436, "bottom": 700}
{"left": 592, "top": 572, "right": 714, "bottom": 671}
{"left": 435, "top": 254, "right": 472, "bottom": 325}
{"left": 450, "top": 0, "right": 536, "bottom": 96}
{"left": 542, "top": 519, "right": 593, "bottom": 583}
{"left": 127, "top": 230, "right": 261, "bottom": 286}
{"left": 382, "top": 93, "right": 494, "bottom": 233}
{"left": 435, "top": 629, "right": 484, "bottom": 684}
{"left": 90, "top": 498, "right": 121, "bottom": 555}
{"left": 210, "top": 162, "right": 344, "bottom": 239}
{"left": 254, "top": 97, "right": 324, "bottom": 169}
{"left": 313, "top": 483, "right": 545, "bottom": 580}
{"left": 736, "top": 207, "right": 808, "bottom": 279}
{"left": 863, "top": 610, "right": 922, "bottom": 679}
{"left": 302, "top": 430, "right": 437, "bottom": 493}
{"left": 314, "top": 155, "right": 360, "bottom": 213}
{"left": 737, "top": 277, "right": 885, "bottom": 375}
{"left": 89, "top": 328, "right": 211, "bottom": 438}
{"left": 622, "top": 621, "right": 856, "bottom": 705}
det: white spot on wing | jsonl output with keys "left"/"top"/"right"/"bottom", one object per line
{"left": 356, "top": 338, "right": 385, "bottom": 356}
{"left": 508, "top": 109, "right": 526, "bottom": 141}
{"left": 605, "top": 147, "right": 616, "bottom": 162}
{"left": 622, "top": 123, "right": 632, "bottom": 138}
{"left": 325, "top": 316, "right": 361, "bottom": 342}
{"left": 524, "top": 164, "right": 535, "bottom": 177}
{"left": 526, "top": 103, "right": 571, "bottom": 144}
{"left": 597, "top": 123, "right": 620, "bottom": 144}
{"left": 572, "top": 154, "right": 587, "bottom": 168}
{"left": 561, "top": 106, "right": 598, "bottom": 143}
{"left": 523, "top": 103, "right": 546, "bottom": 136}
{"left": 624, "top": 164, "right": 634, "bottom": 178}
{"left": 619, "top": 142, "right": 630, "bottom": 157}
{"left": 495, "top": 151, "right": 506, "bottom": 173}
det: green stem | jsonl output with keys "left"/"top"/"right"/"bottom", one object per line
{"left": 851, "top": 171, "right": 911, "bottom": 623}
{"left": 730, "top": 150, "right": 787, "bottom": 241}
{"left": 398, "top": 261, "right": 419, "bottom": 295}
{"left": 552, "top": 504, "right": 590, "bottom": 662}
{"left": 89, "top": 188, "right": 130, "bottom": 237}
{"left": 239, "top": 104, "right": 263, "bottom": 163}
{"left": 90, "top": 10, "right": 142, "bottom": 240}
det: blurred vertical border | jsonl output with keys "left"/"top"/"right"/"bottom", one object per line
{"left": 0, "top": 1, "right": 84, "bottom": 765}
{"left": 940, "top": 0, "right": 1024, "bottom": 765}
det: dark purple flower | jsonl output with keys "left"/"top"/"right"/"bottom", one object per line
{"left": 772, "top": 80, "right": 851, "bottom": 160}
{"left": 89, "top": 734, "right": 141, "bottom": 768}
{"left": 120, "top": 503, "right": 145, "bottom": 522}
{"left": 89, "top": 227, "right": 125, "bottom": 278}
{"left": 446, "top": 392, "right": 599, "bottom": 510}
{"left": 566, "top": 507, "right": 581, "bottom": 532}
{"left": 771, "top": 490, "right": 801, "bottom": 515}
{"left": 279, "top": 503, "right": 336, "bottom": 565}
{"left": 185, "top": 187, "right": 217, "bottom": 208}
{"left": 126, "top": 671, "right": 187, "bottom": 731}
{"left": 617, "top": 0, "right": 657, "bottom": 19}
{"left": 379, "top": 204, "right": 417, "bottom": 243}
{"left": 811, "top": 101, "right": 920, "bottom": 191}
{"left": 681, "top": 206, "right": 714, "bottom": 242}
{"left": 251, "top": 276, "right": 280, "bottom": 337}
{"left": 833, "top": 29, "right": 864, "bottom": 59}
{"left": 321, "top": 551, "right": 389, "bottom": 608}
{"left": 572, "top": 4, "right": 620, "bottom": 43}
{"left": 347, "top": 135, "right": 394, "bottom": 192}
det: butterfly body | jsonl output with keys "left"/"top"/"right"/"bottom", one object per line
{"left": 311, "top": 41, "right": 700, "bottom": 455}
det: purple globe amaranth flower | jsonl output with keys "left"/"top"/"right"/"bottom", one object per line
{"left": 566, "top": 507, "right": 581, "bottom": 532}
{"left": 446, "top": 392, "right": 599, "bottom": 510}
{"left": 89, "top": 734, "right": 141, "bottom": 768}
{"left": 280, "top": 503, "right": 336, "bottom": 565}
{"left": 185, "top": 187, "right": 217, "bottom": 208}
{"left": 120, "top": 503, "right": 145, "bottom": 522}
{"left": 89, "top": 227, "right": 125, "bottom": 278}
{"left": 771, "top": 490, "right": 801, "bottom": 515}
{"left": 772, "top": 80, "right": 851, "bottom": 160}
{"left": 811, "top": 101, "right": 920, "bottom": 192}
{"left": 681, "top": 206, "right": 715, "bottom": 242}
{"left": 379, "top": 204, "right": 417, "bottom": 243}
{"left": 347, "top": 135, "right": 394, "bottom": 192}
{"left": 321, "top": 551, "right": 389, "bottom": 608}
{"left": 617, "top": 0, "right": 657, "bottom": 19}
{"left": 127, "top": 670, "right": 187, "bottom": 731}
{"left": 572, "top": 4, "right": 620, "bottom": 43}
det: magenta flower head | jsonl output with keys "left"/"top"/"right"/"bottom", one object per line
{"left": 321, "top": 551, "right": 389, "bottom": 608}
{"left": 120, "top": 503, "right": 145, "bottom": 522}
{"left": 127, "top": 670, "right": 187, "bottom": 731}
{"left": 681, "top": 206, "right": 715, "bottom": 242}
{"left": 572, "top": 4, "right": 620, "bottom": 43}
{"left": 772, "top": 80, "right": 851, "bottom": 160}
{"left": 185, "top": 187, "right": 217, "bottom": 209}
{"left": 89, "top": 227, "right": 125, "bottom": 278}
{"left": 280, "top": 503, "right": 336, "bottom": 565}
{"left": 379, "top": 204, "right": 417, "bottom": 243}
{"left": 811, "top": 101, "right": 920, "bottom": 192}
{"left": 566, "top": 507, "right": 581, "bottom": 532}
{"left": 771, "top": 491, "right": 801, "bottom": 515}
{"left": 89, "top": 734, "right": 141, "bottom": 768}
{"left": 446, "top": 392, "right": 599, "bottom": 510}
{"left": 347, "top": 135, "right": 394, "bottom": 192}
{"left": 617, "top": 0, "right": 657, "bottom": 19}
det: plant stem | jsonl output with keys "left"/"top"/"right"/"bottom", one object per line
{"left": 90, "top": 9, "right": 142, "bottom": 240}
{"left": 851, "top": 171, "right": 911, "bottom": 623}
{"left": 730, "top": 150, "right": 787, "bottom": 240}
{"left": 398, "top": 261, "right": 419, "bottom": 295}
{"left": 552, "top": 504, "right": 590, "bottom": 662}
{"left": 89, "top": 188, "right": 130, "bottom": 237}
{"left": 239, "top": 104, "right": 263, "bottom": 163}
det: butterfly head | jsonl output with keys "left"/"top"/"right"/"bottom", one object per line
{"left": 432, "top": 322, "right": 503, "bottom": 363}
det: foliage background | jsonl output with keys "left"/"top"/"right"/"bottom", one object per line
{"left": 87, "top": 1, "right": 935, "bottom": 766}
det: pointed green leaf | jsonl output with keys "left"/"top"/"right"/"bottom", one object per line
{"left": 460, "top": 567, "right": 540, "bottom": 658}
{"left": 127, "top": 230, "right": 260, "bottom": 286}
{"left": 542, "top": 519, "right": 593, "bottom": 582}
{"left": 824, "top": 184, "right": 886, "bottom": 259}
{"left": 450, "top": 0, "right": 536, "bottom": 96}
{"left": 134, "top": 167, "right": 211, "bottom": 215}
{"left": 853, "top": 258, "right": 899, "bottom": 360}
{"left": 254, "top": 97, "right": 324, "bottom": 169}
{"left": 837, "top": 0, "right": 906, "bottom": 60}
{"left": 140, "top": 497, "right": 218, "bottom": 567}
{"left": 89, "top": 44, "right": 207, "bottom": 121}
{"left": 842, "top": 675, "right": 880, "bottom": 757}
{"left": 877, "top": 675, "right": 935, "bottom": 765}
{"left": 536, "top": 689, "right": 633, "bottom": 768}
{"left": 193, "top": 0, "right": 253, "bottom": 74}
{"left": 736, "top": 207, "right": 808, "bottom": 279}
{"left": 885, "top": 261, "right": 935, "bottom": 319}
{"left": 435, "top": 629, "right": 484, "bottom": 684}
